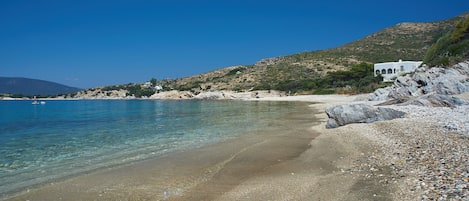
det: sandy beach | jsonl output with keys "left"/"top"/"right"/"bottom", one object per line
{"left": 4, "top": 94, "right": 468, "bottom": 200}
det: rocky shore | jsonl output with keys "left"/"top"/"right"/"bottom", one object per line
{"left": 344, "top": 102, "right": 469, "bottom": 201}
{"left": 149, "top": 90, "right": 285, "bottom": 100}
{"left": 321, "top": 61, "right": 469, "bottom": 200}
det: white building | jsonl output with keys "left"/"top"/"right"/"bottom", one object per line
{"left": 143, "top": 82, "right": 152, "bottom": 88}
{"left": 155, "top": 85, "right": 163, "bottom": 91}
{"left": 374, "top": 59, "right": 423, "bottom": 82}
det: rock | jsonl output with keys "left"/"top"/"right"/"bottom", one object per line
{"left": 368, "top": 88, "right": 390, "bottom": 101}
{"left": 377, "top": 94, "right": 468, "bottom": 108}
{"left": 368, "top": 61, "right": 469, "bottom": 101}
{"left": 376, "top": 96, "right": 411, "bottom": 106}
{"left": 194, "top": 91, "right": 234, "bottom": 100}
{"left": 193, "top": 90, "right": 284, "bottom": 100}
{"left": 149, "top": 90, "right": 194, "bottom": 100}
{"left": 325, "top": 104, "right": 406, "bottom": 128}
{"left": 399, "top": 94, "right": 468, "bottom": 108}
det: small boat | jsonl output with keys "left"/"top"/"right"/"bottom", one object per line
{"left": 32, "top": 96, "right": 46, "bottom": 105}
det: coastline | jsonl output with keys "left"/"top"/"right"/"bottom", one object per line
{"left": 3, "top": 94, "right": 468, "bottom": 200}
{"left": 211, "top": 95, "right": 397, "bottom": 200}
{"left": 252, "top": 94, "right": 469, "bottom": 200}
{"left": 0, "top": 95, "right": 396, "bottom": 201}
{"left": 3, "top": 100, "right": 319, "bottom": 201}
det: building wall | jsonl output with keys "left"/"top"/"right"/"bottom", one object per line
{"left": 374, "top": 60, "right": 423, "bottom": 82}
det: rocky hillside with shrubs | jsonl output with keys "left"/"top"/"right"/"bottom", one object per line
{"left": 369, "top": 14, "right": 469, "bottom": 103}
{"left": 71, "top": 12, "right": 469, "bottom": 98}
{"left": 159, "top": 13, "right": 467, "bottom": 94}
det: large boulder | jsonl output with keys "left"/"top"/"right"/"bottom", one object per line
{"left": 325, "top": 104, "right": 406, "bottom": 128}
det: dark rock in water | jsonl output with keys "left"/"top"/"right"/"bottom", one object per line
{"left": 325, "top": 104, "right": 406, "bottom": 128}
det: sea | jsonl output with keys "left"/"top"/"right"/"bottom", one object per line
{"left": 0, "top": 100, "right": 306, "bottom": 197}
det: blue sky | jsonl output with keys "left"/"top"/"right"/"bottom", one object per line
{"left": 1, "top": 1, "right": 468, "bottom": 88}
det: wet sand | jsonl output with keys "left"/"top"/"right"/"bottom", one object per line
{"left": 4, "top": 96, "right": 394, "bottom": 201}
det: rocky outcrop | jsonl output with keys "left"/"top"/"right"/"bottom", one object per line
{"left": 74, "top": 89, "right": 128, "bottom": 99}
{"left": 369, "top": 61, "right": 469, "bottom": 101}
{"left": 377, "top": 93, "right": 468, "bottom": 108}
{"left": 194, "top": 91, "right": 235, "bottom": 100}
{"left": 327, "top": 61, "right": 469, "bottom": 129}
{"left": 149, "top": 90, "right": 194, "bottom": 100}
{"left": 149, "top": 90, "right": 284, "bottom": 100}
{"left": 325, "top": 104, "right": 406, "bottom": 128}
{"left": 193, "top": 90, "right": 285, "bottom": 100}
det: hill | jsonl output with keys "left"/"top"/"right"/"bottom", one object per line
{"left": 159, "top": 12, "right": 468, "bottom": 94}
{"left": 72, "top": 12, "right": 469, "bottom": 98}
{"left": 424, "top": 15, "right": 469, "bottom": 66}
{"left": 0, "top": 77, "right": 81, "bottom": 96}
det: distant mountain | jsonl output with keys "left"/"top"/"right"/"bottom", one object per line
{"left": 0, "top": 77, "right": 81, "bottom": 96}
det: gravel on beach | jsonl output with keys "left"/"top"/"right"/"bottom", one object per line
{"left": 351, "top": 104, "right": 469, "bottom": 200}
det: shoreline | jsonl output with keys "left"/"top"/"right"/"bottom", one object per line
{"left": 4, "top": 94, "right": 467, "bottom": 200}
{"left": 2, "top": 95, "right": 394, "bottom": 201}
{"left": 3, "top": 100, "right": 322, "bottom": 201}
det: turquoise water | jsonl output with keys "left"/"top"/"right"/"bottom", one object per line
{"left": 0, "top": 100, "right": 303, "bottom": 196}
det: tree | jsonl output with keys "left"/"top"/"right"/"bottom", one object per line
{"left": 150, "top": 78, "right": 157, "bottom": 86}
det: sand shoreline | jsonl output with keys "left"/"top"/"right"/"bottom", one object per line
{"left": 2, "top": 95, "right": 395, "bottom": 201}
{"left": 6, "top": 94, "right": 465, "bottom": 200}
{"left": 3, "top": 100, "right": 329, "bottom": 201}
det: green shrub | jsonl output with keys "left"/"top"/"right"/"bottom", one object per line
{"left": 225, "top": 67, "right": 246, "bottom": 77}
{"left": 312, "top": 88, "right": 335, "bottom": 95}
{"left": 271, "top": 62, "right": 381, "bottom": 94}
{"left": 424, "top": 17, "right": 469, "bottom": 66}
{"left": 451, "top": 17, "right": 469, "bottom": 42}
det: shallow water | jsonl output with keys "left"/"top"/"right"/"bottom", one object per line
{"left": 0, "top": 100, "right": 305, "bottom": 197}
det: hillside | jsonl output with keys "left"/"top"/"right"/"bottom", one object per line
{"left": 158, "top": 13, "right": 467, "bottom": 94}
{"left": 72, "top": 12, "right": 469, "bottom": 98}
{"left": 0, "top": 77, "right": 81, "bottom": 96}
{"left": 424, "top": 15, "right": 469, "bottom": 66}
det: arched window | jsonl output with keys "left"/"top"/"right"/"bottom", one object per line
{"left": 381, "top": 69, "right": 386, "bottom": 74}
{"left": 388, "top": 68, "right": 393, "bottom": 74}
{"left": 375, "top": 70, "right": 380, "bottom": 75}
{"left": 394, "top": 69, "right": 396, "bottom": 74}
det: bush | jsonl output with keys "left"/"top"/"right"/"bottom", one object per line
{"left": 125, "top": 85, "right": 155, "bottom": 97}
{"left": 270, "top": 62, "right": 382, "bottom": 94}
{"left": 451, "top": 17, "right": 469, "bottom": 42}
{"left": 424, "top": 17, "right": 469, "bottom": 66}
{"left": 312, "top": 88, "right": 335, "bottom": 94}
{"left": 225, "top": 67, "right": 246, "bottom": 77}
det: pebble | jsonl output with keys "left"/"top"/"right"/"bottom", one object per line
{"left": 351, "top": 104, "right": 469, "bottom": 200}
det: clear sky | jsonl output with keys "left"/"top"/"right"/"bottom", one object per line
{"left": 1, "top": 0, "right": 468, "bottom": 88}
